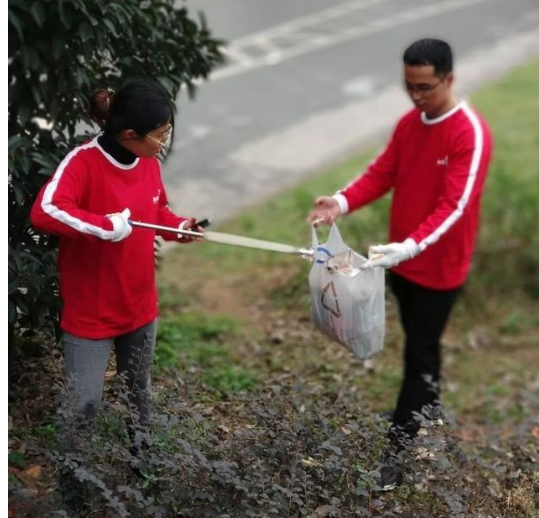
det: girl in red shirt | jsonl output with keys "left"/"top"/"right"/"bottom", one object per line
{"left": 31, "top": 80, "right": 202, "bottom": 429}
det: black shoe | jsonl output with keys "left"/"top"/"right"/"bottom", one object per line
{"left": 378, "top": 463, "right": 403, "bottom": 492}
{"left": 376, "top": 423, "right": 413, "bottom": 492}
{"left": 59, "top": 469, "right": 86, "bottom": 512}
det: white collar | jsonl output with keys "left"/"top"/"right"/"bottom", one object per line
{"left": 421, "top": 101, "right": 465, "bottom": 125}
{"left": 94, "top": 137, "right": 140, "bottom": 170}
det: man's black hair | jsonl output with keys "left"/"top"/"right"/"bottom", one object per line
{"left": 403, "top": 38, "right": 453, "bottom": 77}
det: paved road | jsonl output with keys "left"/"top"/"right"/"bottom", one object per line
{"left": 164, "top": 0, "right": 539, "bottom": 221}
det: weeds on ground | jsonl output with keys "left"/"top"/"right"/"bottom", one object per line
{"left": 8, "top": 348, "right": 539, "bottom": 517}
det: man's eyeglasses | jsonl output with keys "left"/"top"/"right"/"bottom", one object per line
{"left": 404, "top": 78, "right": 444, "bottom": 95}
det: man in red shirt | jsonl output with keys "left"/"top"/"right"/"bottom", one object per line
{"left": 308, "top": 39, "right": 492, "bottom": 488}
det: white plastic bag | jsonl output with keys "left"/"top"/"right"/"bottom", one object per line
{"left": 309, "top": 224, "right": 385, "bottom": 359}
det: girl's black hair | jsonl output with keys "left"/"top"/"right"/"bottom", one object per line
{"left": 89, "top": 79, "right": 175, "bottom": 137}
{"left": 403, "top": 38, "right": 453, "bottom": 77}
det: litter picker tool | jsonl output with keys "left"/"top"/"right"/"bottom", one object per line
{"left": 129, "top": 220, "right": 314, "bottom": 259}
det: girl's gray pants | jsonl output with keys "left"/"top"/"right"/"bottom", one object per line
{"left": 63, "top": 319, "right": 156, "bottom": 425}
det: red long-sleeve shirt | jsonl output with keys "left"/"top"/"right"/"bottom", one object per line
{"left": 31, "top": 137, "right": 188, "bottom": 339}
{"left": 335, "top": 102, "right": 492, "bottom": 289}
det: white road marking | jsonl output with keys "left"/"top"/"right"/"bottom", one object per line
{"left": 221, "top": 47, "right": 254, "bottom": 67}
{"left": 341, "top": 76, "right": 377, "bottom": 98}
{"left": 210, "top": 0, "right": 493, "bottom": 82}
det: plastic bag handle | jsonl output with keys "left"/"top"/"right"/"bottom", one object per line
{"left": 312, "top": 223, "right": 340, "bottom": 264}
{"left": 311, "top": 224, "right": 320, "bottom": 249}
{"left": 311, "top": 222, "right": 339, "bottom": 246}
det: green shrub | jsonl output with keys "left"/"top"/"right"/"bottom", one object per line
{"left": 10, "top": 380, "right": 539, "bottom": 518}
{"left": 8, "top": 0, "right": 224, "bottom": 345}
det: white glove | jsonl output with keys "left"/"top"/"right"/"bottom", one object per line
{"left": 108, "top": 208, "right": 132, "bottom": 242}
{"left": 361, "top": 238, "right": 420, "bottom": 269}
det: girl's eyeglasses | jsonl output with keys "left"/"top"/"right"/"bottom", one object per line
{"left": 145, "top": 125, "right": 173, "bottom": 147}
{"left": 145, "top": 125, "right": 173, "bottom": 160}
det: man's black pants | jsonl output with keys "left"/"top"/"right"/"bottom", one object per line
{"left": 389, "top": 272, "right": 460, "bottom": 428}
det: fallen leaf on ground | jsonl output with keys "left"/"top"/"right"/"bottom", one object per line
{"left": 23, "top": 465, "right": 42, "bottom": 479}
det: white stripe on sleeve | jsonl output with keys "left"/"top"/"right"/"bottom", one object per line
{"left": 418, "top": 103, "right": 484, "bottom": 252}
{"left": 41, "top": 138, "right": 115, "bottom": 240}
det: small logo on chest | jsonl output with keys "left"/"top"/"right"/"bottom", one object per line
{"left": 152, "top": 189, "right": 161, "bottom": 204}
{"left": 436, "top": 156, "right": 449, "bottom": 167}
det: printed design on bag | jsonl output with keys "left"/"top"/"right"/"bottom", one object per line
{"left": 321, "top": 281, "right": 341, "bottom": 318}
{"left": 322, "top": 314, "right": 338, "bottom": 335}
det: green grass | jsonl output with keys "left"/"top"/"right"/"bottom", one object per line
{"left": 154, "top": 312, "right": 259, "bottom": 396}
{"left": 469, "top": 58, "right": 539, "bottom": 300}
{"left": 10, "top": 421, "right": 60, "bottom": 448}
{"left": 8, "top": 451, "right": 27, "bottom": 469}
{"left": 164, "top": 149, "right": 389, "bottom": 275}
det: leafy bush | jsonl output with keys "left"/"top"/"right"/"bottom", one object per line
{"left": 9, "top": 355, "right": 539, "bottom": 517}
{"left": 8, "top": 0, "right": 224, "bottom": 344}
